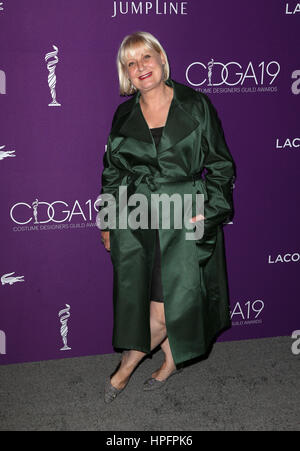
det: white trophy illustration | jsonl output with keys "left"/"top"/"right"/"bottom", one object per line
{"left": 45, "top": 45, "right": 61, "bottom": 107}
{"left": 32, "top": 198, "right": 39, "bottom": 224}
{"left": 0, "top": 3, "right": 3, "bottom": 12}
{"left": 59, "top": 304, "right": 71, "bottom": 351}
{"left": 208, "top": 58, "right": 214, "bottom": 86}
{"left": 0, "top": 145, "right": 15, "bottom": 160}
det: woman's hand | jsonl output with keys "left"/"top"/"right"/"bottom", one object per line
{"left": 101, "top": 230, "right": 110, "bottom": 252}
{"left": 189, "top": 214, "right": 205, "bottom": 223}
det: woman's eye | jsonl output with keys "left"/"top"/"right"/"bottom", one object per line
{"left": 144, "top": 55, "right": 151, "bottom": 58}
{"left": 128, "top": 62, "right": 134, "bottom": 67}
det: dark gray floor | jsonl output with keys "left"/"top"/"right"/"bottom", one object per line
{"left": 0, "top": 336, "right": 299, "bottom": 431}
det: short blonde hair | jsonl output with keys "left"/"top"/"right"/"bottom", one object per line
{"left": 117, "top": 31, "right": 170, "bottom": 96}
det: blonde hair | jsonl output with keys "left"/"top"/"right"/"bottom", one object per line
{"left": 117, "top": 31, "right": 170, "bottom": 96}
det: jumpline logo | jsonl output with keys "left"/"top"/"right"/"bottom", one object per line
{"left": 111, "top": 0, "right": 188, "bottom": 18}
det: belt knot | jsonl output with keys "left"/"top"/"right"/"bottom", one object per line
{"left": 145, "top": 175, "right": 160, "bottom": 191}
{"left": 126, "top": 173, "right": 160, "bottom": 193}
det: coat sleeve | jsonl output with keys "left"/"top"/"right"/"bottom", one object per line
{"left": 100, "top": 136, "right": 121, "bottom": 198}
{"left": 198, "top": 94, "right": 236, "bottom": 240}
{"left": 96, "top": 107, "right": 123, "bottom": 219}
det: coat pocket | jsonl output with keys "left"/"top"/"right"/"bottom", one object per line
{"left": 191, "top": 178, "right": 218, "bottom": 266}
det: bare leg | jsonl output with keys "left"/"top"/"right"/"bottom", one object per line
{"left": 110, "top": 301, "right": 171, "bottom": 389}
{"left": 151, "top": 335, "right": 176, "bottom": 380}
{"left": 148, "top": 304, "right": 177, "bottom": 380}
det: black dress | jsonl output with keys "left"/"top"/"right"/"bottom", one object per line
{"left": 149, "top": 126, "right": 164, "bottom": 302}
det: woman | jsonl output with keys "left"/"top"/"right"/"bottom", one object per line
{"left": 97, "top": 31, "right": 236, "bottom": 403}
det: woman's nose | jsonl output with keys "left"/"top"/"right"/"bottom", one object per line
{"left": 137, "top": 61, "right": 144, "bottom": 71}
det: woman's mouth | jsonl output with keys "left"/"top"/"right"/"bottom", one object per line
{"left": 138, "top": 72, "right": 152, "bottom": 80}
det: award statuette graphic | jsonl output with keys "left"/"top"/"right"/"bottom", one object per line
{"left": 32, "top": 198, "right": 39, "bottom": 224}
{"left": 58, "top": 304, "right": 71, "bottom": 351}
{"left": 45, "top": 45, "right": 61, "bottom": 107}
{"left": 208, "top": 58, "right": 214, "bottom": 86}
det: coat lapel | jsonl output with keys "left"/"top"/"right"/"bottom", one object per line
{"left": 115, "top": 78, "right": 200, "bottom": 153}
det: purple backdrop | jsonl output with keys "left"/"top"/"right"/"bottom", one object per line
{"left": 0, "top": 0, "right": 299, "bottom": 365}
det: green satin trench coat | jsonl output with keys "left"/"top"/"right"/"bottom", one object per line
{"left": 99, "top": 77, "right": 236, "bottom": 366}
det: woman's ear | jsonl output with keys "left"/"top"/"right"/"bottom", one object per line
{"left": 159, "top": 51, "right": 166, "bottom": 65}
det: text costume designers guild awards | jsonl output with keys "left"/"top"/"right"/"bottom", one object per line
{"left": 111, "top": 0, "right": 188, "bottom": 17}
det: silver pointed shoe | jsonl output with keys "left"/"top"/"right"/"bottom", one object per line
{"left": 104, "top": 375, "right": 129, "bottom": 403}
{"left": 104, "top": 351, "right": 130, "bottom": 404}
{"left": 143, "top": 367, "right": 183, "bottom": 391}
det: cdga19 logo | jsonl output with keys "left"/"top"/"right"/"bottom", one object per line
{"left": 230, "top": 299, "right": 264, "bottom": 326}
{"left": 186, "top": 60, "right": 280, "bottom": 87}
{"left": 10, "top": 199, "right": 98, "bottom": 225}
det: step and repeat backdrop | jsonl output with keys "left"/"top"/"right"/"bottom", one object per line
{"left": 0, "top": 1, "right": 299, "bottom": 365}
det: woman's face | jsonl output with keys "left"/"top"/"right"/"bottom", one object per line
{"left": 125, "top": 45, "right": 166, "bottom": 93}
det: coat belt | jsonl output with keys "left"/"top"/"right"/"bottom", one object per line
{"left": 125, "top": 171, "right": 204, "bottom": 192}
